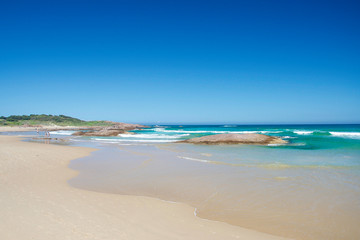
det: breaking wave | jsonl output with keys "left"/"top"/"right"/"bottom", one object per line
{"left": 330, "top": 132, "right": 360, "bottom": 139}
{"left": 92, "top": 138, "right": 177, "bottom": 143}
{"left": 153, "top": 128, "right": 282, "bottom": 134}
{"left": 293, "top": 130, "right": 314, "bottom": 135}
{"left": 49, "top": 130, "right": 76, "bottom": 135}
{"left": 118, "top": 133, "right": 189, "bottom": 139}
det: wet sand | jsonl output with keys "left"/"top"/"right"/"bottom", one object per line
{"left": 69, "top": 143, "right": 360, "bottom": 240}
{"left": 0, "top": 135, "right": 288, "bottom": 240}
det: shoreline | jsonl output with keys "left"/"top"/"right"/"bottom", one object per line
{"left": 0, "top": 134, "right": 289, "bottom": 240}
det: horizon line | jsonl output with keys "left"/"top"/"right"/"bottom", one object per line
{"left": 130, "top": 122, "right": 360, "bottom": 126}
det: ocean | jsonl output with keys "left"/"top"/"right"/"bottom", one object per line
{"left": 32, "top": 124, "right": 360, "bottom": 239}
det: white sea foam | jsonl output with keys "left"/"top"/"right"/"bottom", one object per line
{"left": 177, "top": 156, "right": 210, "bottom": 163}
{"left": 155, "top": 128, "right": 215, "bottom": 133}
{"left": 194, "top": 208, "right": 198, "bottom": 216}
{"left": 291, "top": 143, "right": 306, "bottom": 146}
{"left": 93, "top": 138, "right": 177, "bottom": 143}
{"left": 259, "top": 130, "right": 283, "bottom": 134}
{"left": 154, "top": 128, "right": 281, "bottom": 134}
{"left": 294, "top": 130, "right": 314, "bottom": 135}
{"left": 118, "top": 133, "right": 189, "bottom": 139}
{"left": 49, "top": 130, "right": 76, "bottom": 135}
{"left": 282, "top": 136, "right": 296, "bottom": 139}
{"left": 330, "top": 132, "right": 360, "bottom": 139}
{"left": 153, "top": 127, "right": 167, "bottom": 132}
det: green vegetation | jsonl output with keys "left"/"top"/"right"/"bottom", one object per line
{"left": 0, "top": 114, "right": 113, "bottom": 127}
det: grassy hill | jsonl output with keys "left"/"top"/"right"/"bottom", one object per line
{"left": 0, "top": 114, "right": 113, "bottom": 127}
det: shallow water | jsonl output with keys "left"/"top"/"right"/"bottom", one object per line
{"left": 66, "top": 124, "right": 360, "bottom": 239}
{"left": 68, "top": 142, "right": 360, "bottom": 240}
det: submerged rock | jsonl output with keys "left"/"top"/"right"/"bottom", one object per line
{"left": 179, "top": 133, "right": 287, "bottom": 145}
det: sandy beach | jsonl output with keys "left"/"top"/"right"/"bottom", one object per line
{"left": 2, "top": 0, "right": 359, "bottom": 238}
{"left": 0, "top": 134, "right": 289, "bottom": 240}
{"left": 0, "top": 126, "right": 37, "bottom": 132}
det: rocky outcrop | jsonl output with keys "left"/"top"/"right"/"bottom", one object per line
{"left": 72, "top": 129, "right": 126, "bottom": 136}
{"left": 179, "top": 133, "right": 287, "bottom": 145}
{"left": 92, "top": 122, "right": 147, "bottom": 131}
{"left": 72, "top": 123, "right": 146, "bottom": 137}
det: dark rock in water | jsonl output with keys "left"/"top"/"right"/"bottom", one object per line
{"left": 122, "top": 131, "right": 135, "bottom": 135}
{"left": 92, "top": 123, "right": 147, "bottom": 131}
{"left": 72, "top": 123, "right": 146, "bottom": 137}
{"left": 31, "top": 137, "right": 67, "bottom": 143}
{"left": 72, "top": 129, "right": 126, "bottom": 136}
{"left": 178, "top": 133, "right": 287, "bottom": 145}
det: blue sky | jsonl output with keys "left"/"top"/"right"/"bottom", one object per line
{"left": 1, "top": 0, "right": 359, "bottom": 124}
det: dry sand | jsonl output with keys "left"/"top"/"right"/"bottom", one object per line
{"left": 0, "top": 126, "right": 85, "bottom": 132}
{"left": 0, "top": 126, "right": 37, "bottom": 132}
{"left": 0, "top": 135, "right": 290, "bottom": 240}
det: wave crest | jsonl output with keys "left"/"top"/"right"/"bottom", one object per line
{"left": 330, "top": 132, "right": 360, "bottom": 139}
{"left": 118, "top": 133, "right": 189, "bottom": 139}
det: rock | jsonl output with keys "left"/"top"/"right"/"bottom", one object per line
{"left": 96, "top": 122, "right": 147, "bottom": 131}
{"left": 72, "top": 123, "right": 146, "bottom": 137}
{"left": 179, "top": 133, "right": 287, "bottom": 145}
{"left": 72, "top": 129, "right": 126, "bottom": 136}
{"left": 121, "top": 131, "right": 135, "bottom": 135}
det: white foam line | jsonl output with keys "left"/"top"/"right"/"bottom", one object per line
{"left": 282, "top": 136, "right": 296, "bottom": 139}
{"left": 154, "top": 128, "right": 282, "bottom": 134}
{"left": 194, "top": 208, "right": 198, "bottom": 216}
{"left": 177, "top": 156, "right": 210, "bottom": 163}
{"left": 330, "top": 132, "right": 360, "bottom": 139}
{"left": 294, "top": 130, "right": 313, "bottom": 135}
{"left": 118, "top": 133, "right": 189, "bottom": 139}
{"left": 93, "top": 138, "right": 177, "bottom": 143}
{"left": 49, "top": 130, "right": 76, "bottom": 135}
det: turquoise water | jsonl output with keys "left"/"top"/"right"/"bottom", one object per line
{"left": 69, "top": 124, "right": 360, "bottom": 168}
{"left": 49, "top": 124, "right": 360, "bottom": 239}
{"left": 99, "top": 124, "right": 360, "bottom": 147}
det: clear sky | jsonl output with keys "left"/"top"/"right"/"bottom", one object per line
{"left": 1, "top": 0, "right": 359, "bottom": 124}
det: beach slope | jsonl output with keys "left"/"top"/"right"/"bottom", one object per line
{"left": 0, "top": 135, "right": 289, "bottom": 240}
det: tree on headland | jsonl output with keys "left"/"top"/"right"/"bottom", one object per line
{"left": 0, "top": 114, "right": 112, "bottom": 127}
